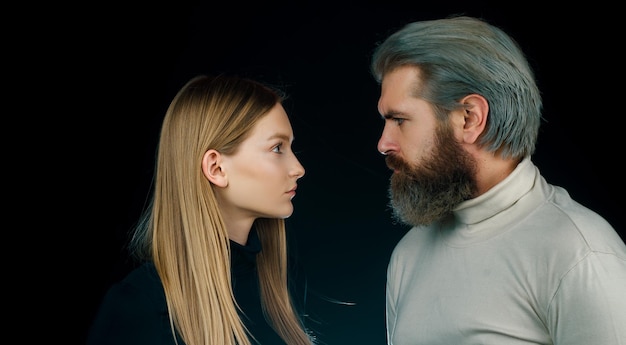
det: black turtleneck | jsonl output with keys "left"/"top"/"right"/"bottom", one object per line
{"left": 86, "top": 228, "right": 299, "bottom": 345}
{"left": 230, "top": 228, "right": 287, "bottom": 344}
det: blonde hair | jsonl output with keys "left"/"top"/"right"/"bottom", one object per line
{"left": 131, "top": 75, "right": 313, "bottom": 345}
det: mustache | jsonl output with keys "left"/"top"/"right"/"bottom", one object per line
{"left": 385, "top": 155, "right": 423, "bottom": 179}
{"left": 385, "top": 155, "right": 410, "bottom": 172}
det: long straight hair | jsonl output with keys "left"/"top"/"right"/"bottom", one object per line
{"left": 131, "top": 75, "right": 313, "bottom": 345}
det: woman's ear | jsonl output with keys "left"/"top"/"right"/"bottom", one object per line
{"left": 201, "top": 149, "right": 228, "bottom": 187}
{"left": 460, "top": 94, "right": 489, "bottom": 144}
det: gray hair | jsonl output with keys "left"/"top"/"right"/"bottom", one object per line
{"left": 371, "top": 16, "right": 542, "bottom": 159}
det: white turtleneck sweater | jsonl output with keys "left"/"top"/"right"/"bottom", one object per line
{"left": 386, "top": 157, "right": 626, "bottom": 345}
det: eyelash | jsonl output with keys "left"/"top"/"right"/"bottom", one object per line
{"left": 272, "top": 143, "right": 283, "bottom": 153}
{"left": 392, "top": 117, "right": 405, "bottom": 126}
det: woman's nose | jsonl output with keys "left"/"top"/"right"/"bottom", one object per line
{"left": 292, "top": 158, "right": 305, "bottom": 179}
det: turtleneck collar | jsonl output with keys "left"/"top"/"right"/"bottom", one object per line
{"left": 453, "top": 157, "right": 536, "bottom": 225}
{"left": 440, "top": 157, "right": 550, "bottom": 245}
{"left": 230, "top": 227, "right": 262, "bottom": 268}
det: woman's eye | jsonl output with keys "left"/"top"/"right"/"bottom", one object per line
{"left": 272, "top": 144, "right": 283, "bottom": 153}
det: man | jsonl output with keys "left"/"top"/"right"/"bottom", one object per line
{"left": 371, "top": 16, "right": 626, "bottom": 345}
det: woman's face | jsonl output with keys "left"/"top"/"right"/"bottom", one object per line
{"left": 217, "top": 103, "right": 305, "bottom": 226}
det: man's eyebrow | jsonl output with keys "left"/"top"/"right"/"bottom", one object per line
{"left": 382, "top": 110, "right": 404, "bottom": 119}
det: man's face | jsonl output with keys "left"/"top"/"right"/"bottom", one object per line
{"left": 385, "top": 123, "right": 477, "bottom": 226}
{"left": 377, "top": 66, "right": 477, "bottom": 226}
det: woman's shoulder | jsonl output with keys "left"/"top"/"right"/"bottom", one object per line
{"left": 122, "top": 261, "right": 161, "bottom": 284}
{"left": 86, "top": 262, "right": 174, "bottom": 345}
{"left": 92, "top": 261, "right": 167, "bottom": 322}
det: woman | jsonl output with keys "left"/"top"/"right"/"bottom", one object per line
{"left": 87, "top": 74, "right": 314, "bottom": 345}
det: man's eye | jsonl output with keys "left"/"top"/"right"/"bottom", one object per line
{"left": 393, "top": 118, "right": 405, "bottom": 125}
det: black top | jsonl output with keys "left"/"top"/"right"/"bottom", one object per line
{"left": 86, "top": 229, "right": 306, "bottom": 345}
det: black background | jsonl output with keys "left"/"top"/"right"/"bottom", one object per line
{"left": 65, "top": 2, "right": 624, "bottom": 344}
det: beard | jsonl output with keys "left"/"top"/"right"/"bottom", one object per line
{"left": 385, "top": 123, "right": 477, "bottom": 227}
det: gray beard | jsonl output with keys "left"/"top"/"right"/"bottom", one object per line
{"left": 385, "top": 125, "right": 477, "bottom": 227}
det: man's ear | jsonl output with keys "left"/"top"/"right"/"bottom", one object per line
{"left": 201, "top": 149, "right": 228, "bottom": 187}
{"left": 460, "top": 94, "right": 489, "bottom": 144}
